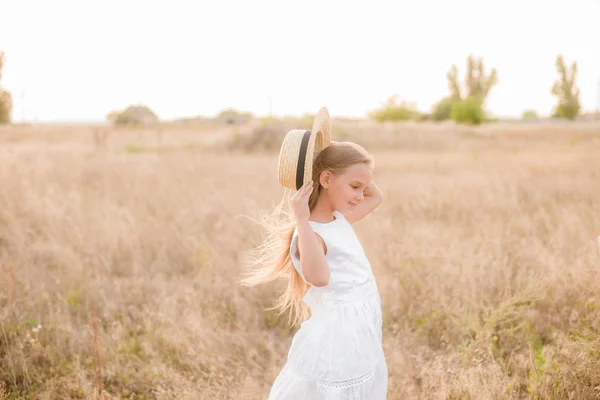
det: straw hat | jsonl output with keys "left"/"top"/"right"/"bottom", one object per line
{"left": 277, "top": 107, "right": 331, "bottom": 190}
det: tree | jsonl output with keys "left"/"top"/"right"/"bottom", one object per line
{"left": 216, "top": 108, "right": 253, "bottom": 124}
{"left": 447, "top": 55, "right": 497, "bottom": 101}
{"left": 106, "top": 105, "right": 159, "bottom": 126}
{"left": 551, "top": 55, "right": 580, "bottom": 121}
{"left": 435, "top": 55, "right": 498, "bottom": 125}
{"left": 0, "top": 50, "right": 13, "bottom": 124}
{"left": 446, "top": 65, "right": 462, "bottom": 102}
{"left": 105, "top": 110, "right": 120, "bottom": 123}
{"left": 522, "top": 109, "right": 539, "bottom": 121}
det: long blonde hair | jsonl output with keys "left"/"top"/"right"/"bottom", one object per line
{"left": 239, "top": 141, "right": 374, "bottom": 327}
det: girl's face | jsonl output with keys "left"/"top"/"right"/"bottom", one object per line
{"left": 321, "top": 163, "right": 373, "bottom": 214}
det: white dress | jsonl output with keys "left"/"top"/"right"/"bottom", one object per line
{"left": 268, "top": 210, "right": 388, "bottom": 399}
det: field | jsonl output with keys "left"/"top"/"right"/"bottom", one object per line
{"left": 1, "top": 120, "right": 600, "bottom": 399}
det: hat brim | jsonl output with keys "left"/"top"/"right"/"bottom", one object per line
{"left": 277, "top": 107, "right": 332, "bottom": 190}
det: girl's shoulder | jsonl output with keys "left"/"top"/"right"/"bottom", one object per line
{"left": 297, "top": 211, "right": 350, "bottom": 241}
{"left": 309, "top": 210, "right": 346, "bottom": 227}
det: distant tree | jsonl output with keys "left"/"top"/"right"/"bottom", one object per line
{"left": 106, "top": 105, "right": 159, "bottom": 126}
{"left": 447, "top": 55, "right": 498, "bottom": 101}
{"left": 106, "top": 110, "right": 120, "bottom": 123}
{"left": 551, "top": 55, "right": 581, "bottom": 121}
{"left": 216, "top": 108, "right": 253, "bottom": 124}
{"left": 522, "top": 109, "right": 539, "bottom": 121}
{"left": 431, "top": 97, "right": 454, "bottom": 121}
{"left": 446, "top": 65, "right": 462, "bottom": 102}
{"left": 0, "top": 50, "right": 13, "bottom": 124}
{"left": 436, "top": 55, "right": 498, "bottom": 125}
{"left": 0, "top": 91, "right": 11, "bottom": 124}
{"left": 369, "top": 95, "right": 420, "bottom": 122}
{"left": 217, "top": 108, "right": 252, "bottom": 118}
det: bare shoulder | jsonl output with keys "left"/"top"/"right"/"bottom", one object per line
{"left": 295, "top": 232, "right": 328, "bottom": 259}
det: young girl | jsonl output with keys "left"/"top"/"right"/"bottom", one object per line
{"left": 241, "top": 113, "right": 387, "bottom": 399}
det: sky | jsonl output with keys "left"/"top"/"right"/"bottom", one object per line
{"left": 0, "top": 0, "right": 599, "bottom": 122}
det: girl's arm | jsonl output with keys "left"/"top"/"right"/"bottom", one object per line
{"left": 344, "top": 181, "right": 383, "bottom": 225}
{"left": 364, "top": 181, "right": 383, "bottom": 201}
{"left": 296, "top": 220, "right": 330, "bottom": 287}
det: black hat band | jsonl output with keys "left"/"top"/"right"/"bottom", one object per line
{"left": 295, "top": 130, "right": 311, "bottom": 190}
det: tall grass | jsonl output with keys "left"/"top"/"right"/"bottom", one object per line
{"left": 0, "top": 122, "right": 599, "bottom": 399}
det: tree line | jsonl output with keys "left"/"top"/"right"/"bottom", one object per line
{"left": 0, "top": 51, "right": 585, "bottom": 125}
{"left": 370, "top": 54, "right": 582, "bottom": 125}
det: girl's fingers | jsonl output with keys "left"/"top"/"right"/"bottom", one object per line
{"left": 296, "top": 181, "right": 310, "bottom": 195}
{"left": 298, "top": 182, "right": 310, "bottom": 195}
{"left": 292, "top": 181, "right": 313, "bottom": 203}
{"left": 306, "top": 181, "right": 314, "bottom": 192}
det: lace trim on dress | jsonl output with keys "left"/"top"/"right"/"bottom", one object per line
{"left": 288, "top": 365, "right": 376, "bottom": 389}
{"left": 316, "top": 368, "right": 375, "bottom": 389}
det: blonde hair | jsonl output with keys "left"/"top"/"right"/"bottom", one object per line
{"left": 239, "top": 141, "right": 374, "bottom": 327}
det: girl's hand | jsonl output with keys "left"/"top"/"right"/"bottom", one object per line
{"left": 290, "top": 180, "right": 313, "bottom": 222}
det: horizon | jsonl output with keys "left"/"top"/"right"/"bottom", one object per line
{"left": 1, "top": 0, "right": 599, "bottom": 123}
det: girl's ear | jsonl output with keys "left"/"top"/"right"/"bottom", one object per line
{"left": 320, "top": 170, "right": 332, "bottom": 189}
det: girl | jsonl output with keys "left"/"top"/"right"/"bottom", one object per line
{"left": 241, "top": 112, "right": 387, "bottom": 399}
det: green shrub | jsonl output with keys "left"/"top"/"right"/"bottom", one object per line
{"left": 522, "top": 109, "right": 539, "bottom": 121}
{"left": 432, "top": 97, "right": 455, "bottom": 121}
{"left": 216, "top": 108, "right": 252, "bottom": 124}
{"left": 369, "top": 96, "right": 420, "bottom": 122}
{"left": 450, "top": 97, "right": 486, "bottom": 125}
{"left": 106, "top": 105, "right": 159, "bottom": 126}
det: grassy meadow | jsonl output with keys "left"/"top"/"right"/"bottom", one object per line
{"left": 1, "top": 119, "right": 600, "bottom": 399}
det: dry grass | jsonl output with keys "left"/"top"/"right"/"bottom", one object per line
{"left": 1, "top": 120, "right": 600, "bottom": 399}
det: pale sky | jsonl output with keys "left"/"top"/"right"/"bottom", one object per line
{"left": 0, "top": 0, "right": 598, "bottom": 122}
